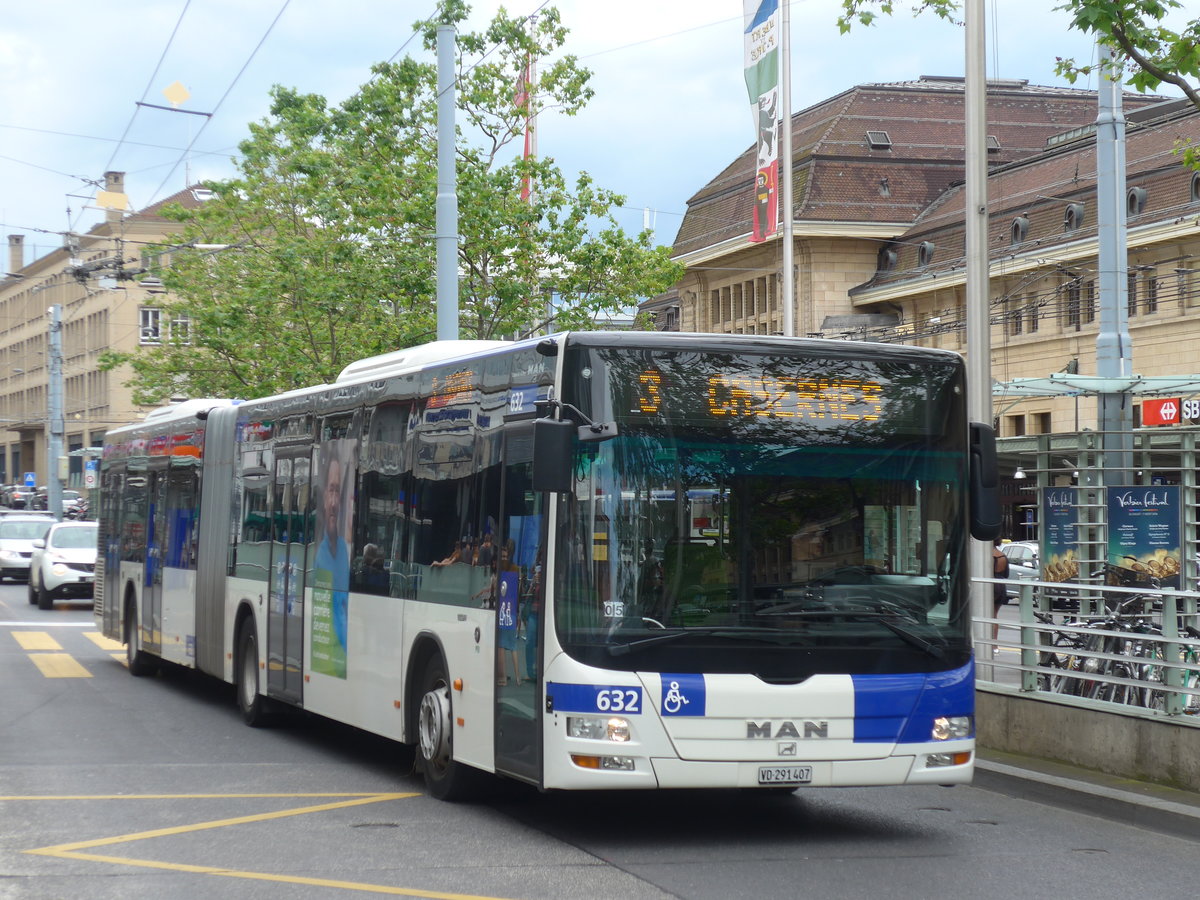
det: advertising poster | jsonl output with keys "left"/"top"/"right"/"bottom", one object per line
{"left": 1040, "top": 488, "right": 1079, "bottom": 584}
{"left": 311, "top": 437, "right": 357, "bottom": 678}
{"left": 1106, "top": 486, "right": 1181, "bottom": 588}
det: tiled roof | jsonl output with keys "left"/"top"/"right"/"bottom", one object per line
{"left": 855, "top": 98, "right": 1200, "bottom": 291}
{"left": 672, "top": 77, "right": 1164, "bottom": 258}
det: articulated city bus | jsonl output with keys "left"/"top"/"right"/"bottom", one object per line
{"left": 96, "top": 331, "right": 999, "bottom": 799}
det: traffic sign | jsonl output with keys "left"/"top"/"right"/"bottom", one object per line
{"left": 23, "top": 472, "right": 35, "bottom": 489}
{"left": 85, "top": 459, "right": 98, "bottom": 489}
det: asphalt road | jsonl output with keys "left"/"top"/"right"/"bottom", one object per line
{"left": 2, "top": 583, "right": 1197, "bottom": 900}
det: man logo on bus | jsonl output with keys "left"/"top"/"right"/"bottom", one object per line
{"left": 747, "top": 720, "right": 829, "bottom": 739}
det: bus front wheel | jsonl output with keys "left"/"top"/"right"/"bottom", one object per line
{"left": 416, "top": 656, "right": 478, "bottom": 801}
{"left": 237, "top": 622, "right": 269, "bottom": 727}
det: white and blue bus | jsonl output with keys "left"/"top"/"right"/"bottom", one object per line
{"left": 96, "top": 331, "right": 999, "bottom": 799}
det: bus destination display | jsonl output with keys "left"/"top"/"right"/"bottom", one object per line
{"left": 635, "top": 368, "right": 884, "bottom": 422}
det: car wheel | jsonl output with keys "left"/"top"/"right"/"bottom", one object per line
{"left": 27, "top": 575, "right": 37, "bottom": 605}
{"left": 37, "top": 578, "right": 52, "bottom": 610}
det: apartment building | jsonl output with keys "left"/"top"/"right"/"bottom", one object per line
{"left": 0, "top": 172, "right": 201, "bottom": 489}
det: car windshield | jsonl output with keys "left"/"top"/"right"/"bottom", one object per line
{"left": 552, "top": 342, "right": 971, "bottom": 680}
{"left": 0, "top": 521, "right": 50, "bottom": 541}
{"left": 50, "top": 525, "right": 97, "bottom": 549}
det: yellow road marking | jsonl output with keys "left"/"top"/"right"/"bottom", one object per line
{"left": 22, "top": 792, "right": 517, "bottom": 899}
{"left": 31, "top": 794, "right": 419, "bottom": 852}
{"left": 29, "top": 653, "right": 91, "bottom": 678}
{"left": 84, "top": 632, "right": 123, "bottom": 651}
{"left": 3, "top": 792, "right": 411, "bottom": 801}
{"left": 43, "top": 852, "right": 515, "bottom": 898}
{"left": 13, "top": 631, "right": 61, "bottom": 651}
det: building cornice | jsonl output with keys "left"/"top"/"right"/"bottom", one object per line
{"left": 673, "top": 221, "right": 906, "bottom": 268}
{"left": 850, "top": 215, "right": 1200, "bottom": 305}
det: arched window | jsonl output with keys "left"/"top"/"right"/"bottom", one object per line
{"left": 917, "top": 241, "right": 935, "bottom": 268}
{"left": 1010, "top": 217, "right": 1029, "bottom": 245}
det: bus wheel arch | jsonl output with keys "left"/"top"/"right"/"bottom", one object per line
{"left": 124, "top": 584, "right": 157, "bottom": 677}
{"left": 407, "top": 636, "right": 480, "bottom": 801}
{"left": 234, "top": 604, "right": 268, "bottom": 727}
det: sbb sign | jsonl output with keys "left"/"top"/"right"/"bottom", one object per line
{"left": 1143, "top": 397, "right": 1182, "bottom": 426}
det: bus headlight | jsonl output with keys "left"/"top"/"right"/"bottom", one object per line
{"left": 931, "top": 715, "right": 972, "bottom": 741}
{"left": 567, "top": 716, "right": 630, "bottom": 742}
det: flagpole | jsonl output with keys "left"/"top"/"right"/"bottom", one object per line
{"left": 779, "top": 0, "right": 794, "bottom": 337}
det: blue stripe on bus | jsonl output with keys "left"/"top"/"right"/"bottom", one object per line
{"left": 851, "top": 659, "right": 974, "bottom": 743}
{"left": 547, "top": 682, "right": 644, "bottom": 715}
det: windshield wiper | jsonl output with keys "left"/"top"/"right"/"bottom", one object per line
{"left": 840, "top": 611, "right": 946, "bottom": 659}
{"left": 607, "top": 627, "right": 795, "bottom": 656}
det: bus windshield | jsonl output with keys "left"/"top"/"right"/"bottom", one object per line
{"left": 553, "top": 342, "right": 970, "bottom": 680}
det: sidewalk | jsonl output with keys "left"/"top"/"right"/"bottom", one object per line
{"left": 975, "top": 747, "right": 1200, "bottom": 840}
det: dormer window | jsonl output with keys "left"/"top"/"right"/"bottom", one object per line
{"left": 1191, "top": 172, "right": 1200, "bottom": 203}
{"left": 877, "top": 245, "right": 898, "bottom": 273}
{"left": 1064, "top": 203, "right": 1085, "bottom": 233}
{"left": 987, "top": 135, "right": 1002, "bottom": 152}
{"left": 1127, "top": 186, "right": 1148, "bottom": 216}
{"left": 866, "top": 131, "right": 892, "bottom": 150}
{"left": 1010, "top": 216, "right": 1029, "bottom": 245}
{"left": 917, "top": 241, "right": 935, "bottom": 268}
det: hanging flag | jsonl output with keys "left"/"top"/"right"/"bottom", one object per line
{"left": 743, "top": 0, "right": 780, "bottom": 242}
{"left": 515, "top": 56, "right": 534, "bottom": 203}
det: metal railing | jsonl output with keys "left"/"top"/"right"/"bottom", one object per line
{"left": 975, "top": 577, "right": 1200, "bottom": 721}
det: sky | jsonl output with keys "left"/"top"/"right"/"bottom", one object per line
{"left": 0, "top": 1, "right": 1185, "bottom": 267}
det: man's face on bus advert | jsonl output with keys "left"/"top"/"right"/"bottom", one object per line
{"left": 324, "top": 456, "right": 342, "bottom": 543}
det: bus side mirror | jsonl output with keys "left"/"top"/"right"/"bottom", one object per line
{"left": 968, "top": 421, "right": 1001, "bottom": 541}
{"left": 533, "top": 417, "right": 575, "bottom": 493}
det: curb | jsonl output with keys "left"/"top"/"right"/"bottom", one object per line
{"left": 974, "top": 756, "right": 1200, "bottom": 841}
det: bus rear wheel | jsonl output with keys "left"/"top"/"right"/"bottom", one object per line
{"left": 125, "top": 601, "right": 158, "bottom": 677}
{"left": 416, "top": 656, "right": 478, "bottom": 801}
{"left": 237, "top": 622, "right": 269, "bottom": 727}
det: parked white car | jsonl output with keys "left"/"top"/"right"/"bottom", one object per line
{"left": 27, "top": 521, "right": 98, "bottom": 609}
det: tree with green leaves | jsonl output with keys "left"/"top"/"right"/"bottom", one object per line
{"left": 837, "top": 1, "right": 1200, "bottom": 108}
{"left": 105, "top": 0, "right": 682, "bottom": 405}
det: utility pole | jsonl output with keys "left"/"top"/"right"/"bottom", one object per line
{"left": 435, "top": 23, "right": 459, "bottom": 341}
{"left": 779, "top": 0, "right": 794, "bottom": 337}
{"left": 963, "top": 0, "right": 992, "bottom": 654}
{"left": 47, "top": 304, "right": 64, "bottom": 520}
{"left": 1095, "top": 43, "right": 1133, "bottom": 482}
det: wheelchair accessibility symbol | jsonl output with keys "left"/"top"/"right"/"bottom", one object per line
{"left": 660, "top": 673, "right": 705, "bottom": 716}
{"left": 663, "top": 681, "right": 689, "bottom": 714}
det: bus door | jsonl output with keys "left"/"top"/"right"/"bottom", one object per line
{"left": 494, "top": 421, "right": 546, "bottom": 783}
{"left": 143, "top": 466, "right": 167, "bottom": 655}
{"left": 267, "top": 452, "right": 308, "bottom": 703}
